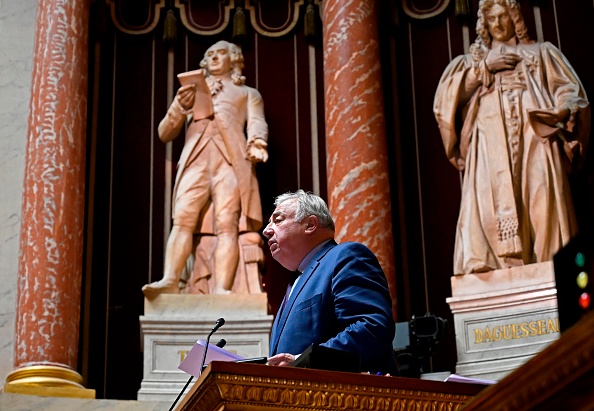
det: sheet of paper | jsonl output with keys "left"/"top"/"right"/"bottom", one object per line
{"left": 178, "top": 339, "right": 244, "bottom": 377}
{"left": 176, "top": 69, "right": 213, "bottom": 120}
{"left": 445, "top": 373, "right": 497, "bottom": 385}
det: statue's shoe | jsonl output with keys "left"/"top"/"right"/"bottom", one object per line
{"left": 142, "top": 281, "right": 180, "bottom": 299}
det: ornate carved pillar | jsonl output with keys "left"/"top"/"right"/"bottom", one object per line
{"left": 4, "top": 0, "right": 94, "bottom": 398}
{"left": 322, "top": 0, "right": 398, "bottom": 318}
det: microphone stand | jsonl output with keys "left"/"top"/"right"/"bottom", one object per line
{"left": 199, "top": 318, "right": 225, "bottom": 375}
{"left": 168, "top": 318, "right": 226, "bottom": 411}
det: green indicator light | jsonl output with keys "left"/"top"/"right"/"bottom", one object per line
{"left": 575, "top": 252, "right": 586, "bottom": 268}
{"left": 577, "top": 272, "right": 588, "bottom": 289}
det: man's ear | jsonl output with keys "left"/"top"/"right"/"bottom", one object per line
{"left": 304, "top": 215, "right": 319, "bottom": 233}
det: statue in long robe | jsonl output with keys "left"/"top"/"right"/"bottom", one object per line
{"left": 434, "top": 0, "right": 590, "bottom": 275}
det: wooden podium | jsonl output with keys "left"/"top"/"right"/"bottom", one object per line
{"left": 173, "top": 361, "right": 485, "bottom": 411}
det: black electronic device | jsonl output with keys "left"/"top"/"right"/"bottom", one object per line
{"left": 235, "top": 357, "right": 268, "bottom": 364}
{"left": 290, "top": 343, "right": 360, "bottom": 373}
{"left": 553, "top": 232, "right": 593, "bottom": 332}
{"left": 393, "top": 312, "right": 448, "bottom": 378}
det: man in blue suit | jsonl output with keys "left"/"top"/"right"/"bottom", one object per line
{"left": 263, "top": 190, "right": 398, "bottom": 375}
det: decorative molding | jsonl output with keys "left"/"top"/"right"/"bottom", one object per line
{"left": 106, "top": 0, "right": 166, "bottom": 35}
{"left": 175, "top": 0, "right": 235, "bottom": 36}
{"left": 218, "top": 376, "right": 472, "bottom": 409}
{"left": 244, "top": 0, "right": 304, "bottom": 38}
{"left": 402, "top": 0, "right": 451, "bottom": 19}
{"left": 177, "top": 365, "right": 480, "bottom": 411}
{"left": 106, "top": 0, "right": 323, "bottom": 38}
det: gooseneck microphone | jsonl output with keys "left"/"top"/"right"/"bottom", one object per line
{"left": 212, "top": 317, "right": 225, "bottom": 333}
{"left": 200, "top": 318, "right": 225, "bottom": 375}
{"left": 168, "top": 319, "right": 226, "bottom": 411}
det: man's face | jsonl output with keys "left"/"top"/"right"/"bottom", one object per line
{"left": 485, "top": 4, "right": 515, "bottom": 42}
{"left": 262, "top": 199, "right": 309, "bottom": 271}
{"left": 205, "top": 42, "right": 231, "bottom": 75}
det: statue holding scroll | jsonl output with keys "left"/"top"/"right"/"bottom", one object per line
{"left": 434, "top": 0, "right": 590, "bottom": 275}
{"left": 143, "top": 40, "right": 268, "bottom": 298}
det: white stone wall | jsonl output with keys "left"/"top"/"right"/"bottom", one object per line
{"left": 0, "top": 392, "right": 169, "bottom": 410}
{"left": 0, "top": 0, "right": 37, "bottom": 386}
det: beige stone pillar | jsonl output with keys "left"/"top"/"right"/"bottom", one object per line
{"left": 4, "top": 0, "right": 94, "bottom": 398}
{"left": 322, "top": 0, "right": 397, "bottom": 318}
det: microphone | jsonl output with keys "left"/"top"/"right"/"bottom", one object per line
{"left": 200, "top": 318, "right": 225, "bottom": 375}
{"left": 212, "top": 317, "right": 225, "bottom": 333}
{"left": 168, "top": 319, "right": 226, "bottom": 411}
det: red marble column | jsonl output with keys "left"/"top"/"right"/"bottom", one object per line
{"left": 322, "top": 0, "right": 398, "bottom": 318}
{"left": 7, "top": 0, "right": 91, "bottom": 392}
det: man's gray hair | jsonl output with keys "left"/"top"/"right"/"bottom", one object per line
{"left": 274, "top": 190, "right": 335, "bottom": 231}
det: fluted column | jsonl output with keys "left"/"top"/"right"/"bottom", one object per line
{"left": 322, "top": 0, "right": 397, "bottom": 318}
{"left": 4, "top": 0, "right": 94, "bottom": 398}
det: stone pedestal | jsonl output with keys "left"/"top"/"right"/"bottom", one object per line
{"left": 137, "top": 294, "right": 273, "bottom": 402}
{"left": 446, "top": 261, "right": 560, "bottom": 381}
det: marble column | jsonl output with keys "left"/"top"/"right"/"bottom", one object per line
{"left": 322, "top": 0, "right": 397, "bottom": 317}
{"left": 4, "top": 0, "right": 94, "bottom": 398}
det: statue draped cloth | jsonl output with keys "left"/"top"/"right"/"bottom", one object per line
{"left": 434, "top": 40, "right": 590, "bottom": 275}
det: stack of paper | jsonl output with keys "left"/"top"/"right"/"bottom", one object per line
{"left": 178, "top": 340, "right": 244, "bottom": 377}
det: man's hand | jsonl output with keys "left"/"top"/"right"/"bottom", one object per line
{"left": 176, "top": 84, "right": 196, "bottom": 110}
{"left": 485, "top": 51, "right": 521, "bottom": 73}
{"left": 246, "top": 139, "right": 269, "bottom": 163}
{"left": 266, "top": 353, "right": 295, "bottom": 367}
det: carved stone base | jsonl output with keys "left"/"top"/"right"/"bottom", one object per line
{"left": 138, "top": 294, "right": 273, "bottom": 402}
{"left": 446, "top": 261, "right": 560, "bottom": 381}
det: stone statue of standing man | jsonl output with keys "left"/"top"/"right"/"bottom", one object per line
{"left": 434, "top": 0, "right": 590, "bottom": 275}
{"left": 143, "top": 40, "right": 269, "bottom": 298}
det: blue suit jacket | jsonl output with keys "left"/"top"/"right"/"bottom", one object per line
{"left": 269, "top": 240, "right": 398, "bottom": 374}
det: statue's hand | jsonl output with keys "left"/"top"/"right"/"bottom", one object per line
{"left": 540, "top": 106, "right": 571, "bottom": 126}
{"left": 246, "top": 139, "right": 269, "bottom": 163}
{"left": 485, "top": 52, "right": 521, "bottom": 73}
{"left": 529, "top": 106, "right": 571, "bottom": 128}
{"left": 176, "top": 84, "right": 196, "bottom": 110}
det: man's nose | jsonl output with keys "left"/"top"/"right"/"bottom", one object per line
{"left": 262, "top": 224, "right": 273, "bottom": 239}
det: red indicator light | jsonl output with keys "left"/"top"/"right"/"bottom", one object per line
{"left": 578, "top": 293, "right": 591, "bottom": 310}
